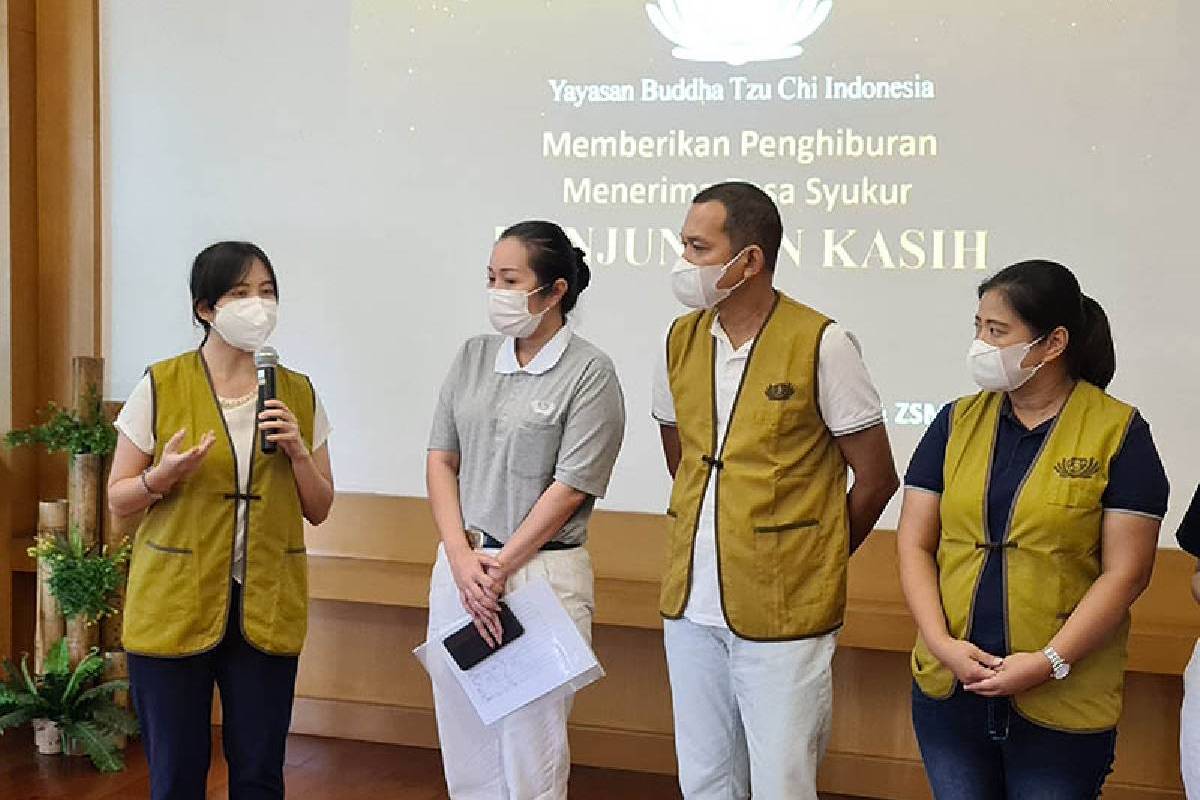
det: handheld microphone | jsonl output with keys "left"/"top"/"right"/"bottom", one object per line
{"left": 255, "top": 346, "right": 280, "bottom": 455}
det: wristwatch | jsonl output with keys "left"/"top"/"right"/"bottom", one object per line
{"left": 1042, "top": 646, "right": 1071, "bottom": 680}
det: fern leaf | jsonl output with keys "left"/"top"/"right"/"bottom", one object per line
{"left": 90, "top": 704, "right": 140, "bottom": 737}
{"left": 44, "top": 639, "right": 70, "bottom": 676}
{"left": 0, "top": 706, "right": 38, "bottom": 733}
{"left": 64, "top": 720, "right": 124, "bottom": 773}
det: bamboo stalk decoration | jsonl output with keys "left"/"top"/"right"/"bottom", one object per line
{"left": 70, "top": 357, "right": 105, "bottom": 543}
{"left": 67, "top": 356, "right": 105, "bottom": 666}
{"left": 34, "top": 500, "right": 69, "bottom": 674}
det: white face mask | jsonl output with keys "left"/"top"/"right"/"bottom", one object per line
{"left": 670, "top": 247, "right": 750, "bottom": 309}
{"left": 488, "top": 286, "right": 549, "bottom": 339}
{"left": 968, "top": 337, "right": 1044, "bottom": 392}
{"left": 211, "top": 297, "right": 278, "bottom": 352}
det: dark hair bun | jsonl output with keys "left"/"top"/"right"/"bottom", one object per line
{"left": 572, "top": 246, "right": 591, "bottom": 294}
{"left": 979, "top": 261, "right": 1116, "bottom": 390}
{"left": 498, "top": 220, "right": 590, "bottom": 318}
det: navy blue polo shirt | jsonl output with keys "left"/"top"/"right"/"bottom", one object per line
{"left": 1178, "top": 485, "right": 1200, "bottom": 557}
{"left": 905, "top": 397, "right": 1169, "bottom": 657}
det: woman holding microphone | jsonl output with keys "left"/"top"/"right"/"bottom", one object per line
{"left": 898, "top": 260, "right": 1169, "bottom": 797}
{"left": 108, "top": 241, "right": 334, "bottom": 800}
{"left": 425, "top": 221, "right": 626, "bottom": 799}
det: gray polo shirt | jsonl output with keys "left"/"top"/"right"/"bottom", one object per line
{"left": 428, "top": 328, "right": 626, "bottom": 546}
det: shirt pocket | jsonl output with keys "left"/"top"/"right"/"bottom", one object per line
{"left": 511, "top": 420, "right": 561, "bottom": 479}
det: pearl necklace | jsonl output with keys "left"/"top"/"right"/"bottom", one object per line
{"left": 217, "top": 390, "right": 257, "bottom": 410}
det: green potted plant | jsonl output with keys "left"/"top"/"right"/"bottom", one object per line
{"left": 28, "top": 525, "right": 132, "bottom": 664}
{"left": 6, "top": 388, "right": 120, "bottom": 662}
{"left": 3, "top": 389, "right": 117, "bottom": 460}
{"left": 0, "top": 638, "right": 138, "bottom": 771}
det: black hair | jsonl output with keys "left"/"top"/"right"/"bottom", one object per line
{"left": 978, "top": 260, "right": 1116, "bottom": 389}
{"left": 499, "top": 221, "right": 591, "bottom": 318}
{"left": 190, "top": 241, "right": 278, "bottom": 340}
{"left": 692, "top": 181, "right": 783, "bottom": 271}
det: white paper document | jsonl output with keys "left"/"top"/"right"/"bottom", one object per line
{"left": 414, "top": 577, "right": 604, "bottom": 726}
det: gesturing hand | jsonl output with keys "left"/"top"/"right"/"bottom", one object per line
{"left": 151, "top": 428, "right": 217, "bottom": 492}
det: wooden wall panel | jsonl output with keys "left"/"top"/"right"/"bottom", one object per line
{"left": 291, "top": 557, "right": 1191, "bottom": 798}
{"left": 292, "top": 494, "right": 1197, "bottom": 797}
{"left": 33, "top": 0, "right": 100, "bottom": 502}
{"left": 1, "top": 0, "right": 12, "bottom": 661}
{"left": 3, "top": 0, "right": 40, "bottom": 662}
{"left": 4, "top": 0, "right": 100, "bottom": 663}
{"left": 9, "top": 570, "right": 33, "bottom": 663}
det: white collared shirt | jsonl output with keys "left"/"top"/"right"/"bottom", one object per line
{"left": 494, "top": 324, "right": 574, "bottom": 375}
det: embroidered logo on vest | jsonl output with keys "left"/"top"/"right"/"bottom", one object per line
{"left": 765, "top": 382, "right": 795, "bottom": 401}
{"left": 1054, "top": 457, "right": 1101, "bottom": 480}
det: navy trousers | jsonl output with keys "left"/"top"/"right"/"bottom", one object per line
{"left": 128, "top": 582, "right": 299, "bottom": 800}
{"left": 912, "top": 684, "right": 1116, "bottom": 799}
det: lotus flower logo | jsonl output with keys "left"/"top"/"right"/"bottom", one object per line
{"left": 646, "top": 0, "right": 833, "bottom": 66}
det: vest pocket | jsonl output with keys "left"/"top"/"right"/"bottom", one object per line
{"left": 276, "top": 547, "right": 309, "bottom": 644}
{"left": 753, "top": 519, "right": 818, "bottom": 534}
{"left": 127, "top": 539, "right": 197, "bottom": 635}
{"left": 1049, "top": 476, "right": 1105, "bottom": 509}
{"left": 144, "top": 540, "right": 194, "bottom": 555}
{"left": 754, "top": 404, "right": 818, "bottom": 454}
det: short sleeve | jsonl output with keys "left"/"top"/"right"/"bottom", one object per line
{"left": 903, "top": 402, "right": 953, "bottom": 495}
{"left": 554, "top": 359, "right": 626, "bottom": 498}
{"left": 817, "top": 324, "right": 884, "bottom": 436}
{"left": 312, "top": 391, "right": 332, "bottom": 451}
{"left": 1102, "top": 411, "right": 1169, "bottom": 519}
{"left": 115, "top": 373, "right": 155, "bottom": 455}
{"left": 651, "top": 325, "right": 676, "bottom": 426}
{"left": 1177, "top": 485, "right": 1200, "bottom": 557}
{"left": 428, "top": 344, "right": 465, "bottom": 453}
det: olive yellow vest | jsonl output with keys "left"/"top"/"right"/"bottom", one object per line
{"left": 912, "top": 381, "right": 1135, "bottom": 731}
{"left": 661, "top": 293, "right": 849, "bottom": 640}
{"left": 123, "top": 350, "right": 315, "bottom": 657}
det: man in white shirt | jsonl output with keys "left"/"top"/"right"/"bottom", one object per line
{"left": 654, "top": 182, "right": 899, "bottom": 799}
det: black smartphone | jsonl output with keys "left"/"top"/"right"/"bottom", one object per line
{"left": 442, "top": 601, "right": 525, "bottom": 671}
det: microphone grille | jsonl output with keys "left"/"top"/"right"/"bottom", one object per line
{"left": 254, "top": 346, "right": 280, "bottom": 368}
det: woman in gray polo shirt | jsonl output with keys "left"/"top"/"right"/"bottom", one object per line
{"left": 425, "top": 220, "right": 626, "bottom": 799}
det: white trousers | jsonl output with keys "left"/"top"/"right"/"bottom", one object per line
{"left": 426, "top": 543, "right": 594, "bottom": 800}
{"left": 1182, "top": 640, "right": 1200, "bottom": 798}
{"left": 664, "top": 617, "right": 837, "bottom": 800}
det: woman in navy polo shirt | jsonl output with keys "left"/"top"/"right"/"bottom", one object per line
{"left": 897, "top": 260, "right": 1169, "bottom": 798}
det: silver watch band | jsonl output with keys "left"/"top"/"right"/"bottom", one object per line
{"left": 1042, "top": 645, "right": 1070, "bottom": 679}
